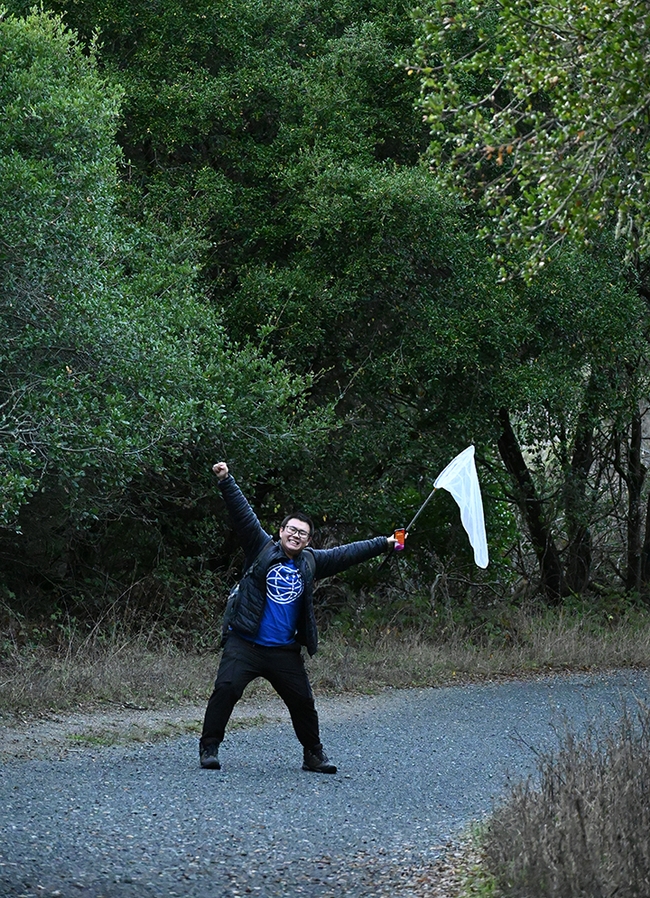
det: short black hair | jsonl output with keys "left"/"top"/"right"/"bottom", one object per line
{"left": 280, "top": 512, "right": 314, "bottom": 537}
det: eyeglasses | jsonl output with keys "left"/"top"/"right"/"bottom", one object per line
{"left": 283, "top": 525, "right": 310, "bottom": 540}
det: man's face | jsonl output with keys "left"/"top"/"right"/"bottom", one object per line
{"left": 279, "top": 518, "right": 312, "bottom": 557}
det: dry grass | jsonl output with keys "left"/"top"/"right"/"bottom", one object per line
{"left": 307, "top": 610, "right": 650, "bottom": 693}
{"left": 0, "top": 640, "right": 212, "bottom": 713}
{"left": 484, "top": 702, "right": 650, "bottom": 897}
{"left": 1, "top": 608, "right": 650, "bottom": 714}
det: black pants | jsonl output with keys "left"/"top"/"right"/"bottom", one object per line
{"left": 201, "top": 634, "right": 321, "bottom": 750}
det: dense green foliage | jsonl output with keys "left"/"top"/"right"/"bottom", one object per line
{"left": 0, "top": 9, "right": 327, "bottom": 630}
{"left": 413, "top": 0, "right": 650, "bottom": 273}
{"left": 2, "top": 0, "right": 650, "bottom": 645}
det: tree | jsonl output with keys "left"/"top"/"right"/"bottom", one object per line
{"left": 7, "top": 0, "right": 645, "bottom": 618}
{"left": 413, "top": 0, "right": 650, "bottom": 273}
{"left": 491, "top": 250, "right": 648, "bottom": 600}
{"left": 413, "top": 0, "right": 650, "bottom": 599}
{"left": 0, "top": 9, "right": 324, "bottom": 615}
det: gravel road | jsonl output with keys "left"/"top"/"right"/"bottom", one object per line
{"left": 2, "top": 670, "right": 649, "bottom": 898}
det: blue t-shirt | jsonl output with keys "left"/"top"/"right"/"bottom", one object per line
{"left": 254, "top": 558, "right": 304, "bottom": 646}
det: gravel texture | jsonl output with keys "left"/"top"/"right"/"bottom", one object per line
{"left": 1, "top": 670, "right": 649, "bottom": 898}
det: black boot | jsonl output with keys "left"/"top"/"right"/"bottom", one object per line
{"left": 302, "top": 744, "right": 337, "bottom": 774}
{"left": 199, "top": 740, "right": 221, "bottom": 770}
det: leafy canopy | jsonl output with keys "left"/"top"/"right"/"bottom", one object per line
{"left": 0, "top": 7, "right": 323, "bottom": 537}
{"left": 413, "top": 0, "right": 650, "bottom": 273}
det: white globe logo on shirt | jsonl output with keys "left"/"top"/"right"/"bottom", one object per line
{"left": 267, "top": 563, "right": 303, "bottom": 604}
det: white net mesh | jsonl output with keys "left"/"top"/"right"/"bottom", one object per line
{"left": 434, "top": 446, "right": 489, "bottom": 568}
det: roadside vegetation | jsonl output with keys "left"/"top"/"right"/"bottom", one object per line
{"left": 2, "top": 594, "right": 649, "bottom": 714}
{"left": 483, "top": 702, "right": 650, "bottom": 898}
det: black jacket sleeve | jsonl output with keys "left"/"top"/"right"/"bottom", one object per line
{"left": 217, "top": 475, "right": 272, "bottom": 567}
{"left": 310, "top": 537, "right": 388, "bottom": 580}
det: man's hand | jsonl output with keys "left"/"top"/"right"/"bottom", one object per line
{"left": 212, "top": 462, "right": 229, "bottom": 481}
{"left": 386, "top": 532, "right": 407, "bottom": 551}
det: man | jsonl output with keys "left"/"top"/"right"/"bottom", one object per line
{"left": 200, "top": 461, "right": 401, "bottom": 773}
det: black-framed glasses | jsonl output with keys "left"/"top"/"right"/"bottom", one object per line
{"left": 284, "top": 525, "right": 310, "bottom": 540}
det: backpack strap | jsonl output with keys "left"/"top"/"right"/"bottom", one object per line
{"left": 244, "top": 538, "right": 275, "bottom": 578}
{"left": 302, "top": 547, "right": 316, "bottom": 579}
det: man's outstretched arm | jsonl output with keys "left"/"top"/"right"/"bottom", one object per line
{"left": 212, "top": 462, "right": 271, "bottom": 563}
{"left": 311, "top": 534, "right": 400, "bottom": 580}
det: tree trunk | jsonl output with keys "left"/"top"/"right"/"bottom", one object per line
{"left": 640, "top": 491, "right": 650, "bottom": 595}
{"left": 625, "top": 409, "right": 645, "bottom": 595}
{"left": 564, "top": 412, "right": 594, "bottom": 595}
{"left": 497, "top": 407, "right": 565, "bottom": 602}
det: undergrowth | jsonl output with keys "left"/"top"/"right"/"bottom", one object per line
{"left": 484, "top": 702, "right": 650, "bottom": 897}
{"left": 1, "top": 600, "right": 649, "bottom": 714}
